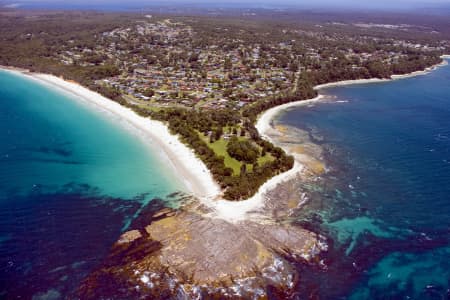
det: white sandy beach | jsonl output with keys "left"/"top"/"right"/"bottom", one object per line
{"left": 314, "top": 78, "right": 391, "bottom": 90}
{"left": 1, "top": 54, "right": 448, "bottom": 223}
{"left": 256, "top": 95, "right": 324, "bottom": 140}
{"left": 201, "top": 160, "right": 305, "bottom": 222}
{"left": 0, "top": 67, "right": 310, "bottom": 222}
{"left": 314, "top": 55, "right": 449, "bottom": 90}
{"left": 391, "top": 59, "right": 448, "bottom": 80}
{"left": 248, "top": 55, "right": 450, "bottom": 220}
{"left": 2, "top": 69, "right": 221, "bottom": 201}
{"left": 204, "top": 95, "right": 325, "bottom": 222}
{"left": 0, "top": 67, "right": 295, "bottom": 222}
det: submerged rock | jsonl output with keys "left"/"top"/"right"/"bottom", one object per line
{"left": 117, "top": 230, "right": 142, "bottom": 244}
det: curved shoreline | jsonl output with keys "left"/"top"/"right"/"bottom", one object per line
{"left": 1, "top": 55, "right": 448, "bottom": 222}
{"left": 314, "top": 57, "right": 448, "bottom": 90}
{"left": 254, "top": 55, "right": 449, "bottom": 208}
{"left": 258, "top": 56, "right": 450, "bottom": 136}
{"left": 0, "top": 68, "right": 221, "bottom": 201}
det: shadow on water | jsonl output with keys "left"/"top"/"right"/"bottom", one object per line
{"left": 0, "top": 183, "right": 178, "bottom": 299}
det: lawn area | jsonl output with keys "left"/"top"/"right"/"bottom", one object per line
{"left": 199, "top": 132, "right": 275, "bottom": 175}
{"left": 200, "top": 135, "right": 242, "bottom": 175}
{"left": 257, "top": 151, "right": 275, "bottom": 166}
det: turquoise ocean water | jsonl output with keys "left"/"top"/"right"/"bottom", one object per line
{"left": 0, "top": 70, "right": 185, "bottom": 298}
{"left": 279, "top": 60, "right": 450, "bottom": 299}
{"left": 1, "top": 60, "right": 450, "bottom": 299}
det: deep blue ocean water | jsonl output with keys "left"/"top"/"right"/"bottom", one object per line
{"left": 0, "top": 70, "right": 185, "bottom": 298}
{"left": 279, "top": 60, "right": 450, "bottom": 299}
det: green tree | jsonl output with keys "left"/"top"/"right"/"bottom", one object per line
{"left": 143, "top": 88, "right": 155, "bottom": 97}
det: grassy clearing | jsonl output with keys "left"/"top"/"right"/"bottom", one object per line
{"left": 200, "top": 132, "right": 275, "bottom": 175}
{"left": 200, "top": 134, "right": 242, "bottom": 175}
{"left": 257, "top": 152, "right": 275, "bottom": 166}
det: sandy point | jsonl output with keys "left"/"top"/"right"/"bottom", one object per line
{"left": 2, "top": 56, "right": 448, "bottom": 223}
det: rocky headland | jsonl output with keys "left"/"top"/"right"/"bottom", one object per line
{"left": 77, "top": 122, "right": 328, "bottom": 299}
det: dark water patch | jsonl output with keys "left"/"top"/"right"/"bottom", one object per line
{"left": 26, "top": 145, "right": 73, "bottom": 157}
{"left": 27, "top": 158, "right": 84, "bottom": 165}
{"left": 0, "top": 185, "right": 172, "bottom": 299}
{"left": 290, "top": 227, "right": 449, "bottom": 299}
{"left": 0, "top": 69, "right": 185, "bottom": 298}
{"left": 278, "top": 62, "right": 450, "bottom": 299}
{"left": 288, "top": 154, "right": 450, "bottom": 298}
{"left": 75, "top": 237, "right": 163, "bottom": 300}
{"left": 167, "top": 191, "right": 182, "bottom": 198}
{"left": 126, "top": 198, "right": 172, "bottom": 230}
{"left": 74, "top": 205, "right": 171, "bottom": 299}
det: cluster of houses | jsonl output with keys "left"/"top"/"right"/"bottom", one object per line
{"left": 58, "top": 18, "right": 446, "bottom": 110}
{"left": 91, "top": 20, "right": 302, "bottom": 109}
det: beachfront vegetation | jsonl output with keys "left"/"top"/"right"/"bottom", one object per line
{"left": 134, "top": 107, "right": 292, "bottom": 200}
{"left": 0, "top": 9, "right": 448, "bottom": 199}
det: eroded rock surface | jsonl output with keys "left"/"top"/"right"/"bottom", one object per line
{"left": 144, "top": 212, "right": 275, "bottom": 285}
{"left": 77, "top": 207, "right": 325, "bottom": 299}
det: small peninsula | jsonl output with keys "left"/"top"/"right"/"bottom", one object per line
{"left": 0, "top": 9, "right": 447, "bottom": 202}
{"left": 1, "top": 7, "right": 450, "bottom": 299}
